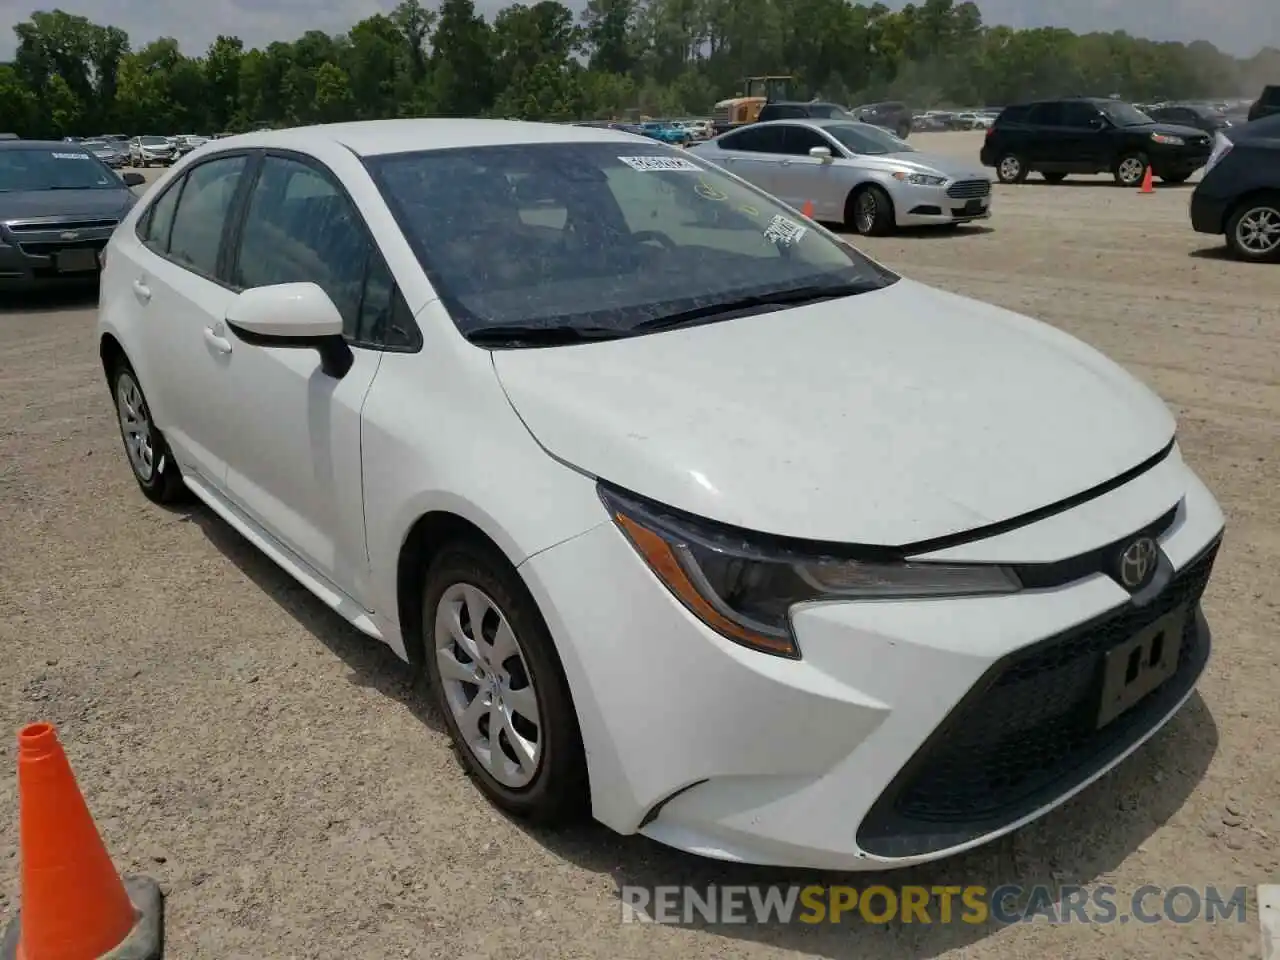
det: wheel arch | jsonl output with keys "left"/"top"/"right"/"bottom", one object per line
{"left": 99, "top": 332, "right": 128, "bottom": 387}
{"left": 844, "top": 178, "right": 897, "bottom": 224}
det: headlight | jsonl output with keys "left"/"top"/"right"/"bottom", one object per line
{"left": 892, "top": 171, "right": 948, "bottom": 186}
{"left": 1151, "top": 132, "right": 1185, "bottom": 145}
{"left": 599, "top": 485, "right": 1022, "bottom": 659}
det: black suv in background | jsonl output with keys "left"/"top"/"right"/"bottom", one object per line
{"left": 1190, "top": 113, "right": 1280, "bottom": 262}
{"left": 1247, "top": 86, "right": 1280, "bottom": 122}
{"left": 1146, "top": 103, "right": 1233, "bottom": 136}
{"left": 980, "top": 98, "right": 1213, "bottom": 186}
{"left": 851, "top": 101, "right": 913, "bottom": 139}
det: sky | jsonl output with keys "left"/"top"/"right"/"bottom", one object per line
{"left": 0, "top": 0, "right": 1275, "bottom": 61}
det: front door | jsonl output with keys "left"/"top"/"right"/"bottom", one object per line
{"left": 217, "top": 153, "right": 395, "bottom": 601}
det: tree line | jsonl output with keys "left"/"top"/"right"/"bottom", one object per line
{"left": 1, "top": 0, "right": 1277, "bottom": 138}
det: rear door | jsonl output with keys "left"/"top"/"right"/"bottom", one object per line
{"left": 124, "top": 152, "right": 254, "bottom": 489}
{"left": 1023, "top": 101, "right": 1068, "bottom": 168}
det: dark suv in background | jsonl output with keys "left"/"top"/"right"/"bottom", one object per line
{"left": 1247, "top": 86, "right": 1280, "bottom": 123}
{"left": 1190, "top": 113, "right": 1280, "bottom": 262}
{"left": 851, "top": 101, "right": 912, "bottom": 139}
{"left": 1146, "top": 103, "right": 1233, "bottom": 136}
{"left": 980, "top": 98, "right": 1213, "bottom": 186}
{"left": 756, "top": 101, "right": 856, "bottom": 123}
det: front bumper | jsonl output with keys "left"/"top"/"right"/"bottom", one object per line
{"left": 1190, "top": 188, "right": 1230, "bottom": 235}
{"left": 521, "top": 447, "right": 1224, "bottom": 870}
{"left": 895, "top": 177, "right": 993, "bottom": 226}
{"left": 0, "top": 221, "right": 116, "bottom": 287}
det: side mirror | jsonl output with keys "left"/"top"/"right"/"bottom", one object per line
{"left": 121, "top": 172, "right": 145, "bottom": 187}
{"left": 1088, "top": 116, "right": 1107, "bottom": 129}
{"left": 225, "top": 282, "right": 353, "bottom": 378}
{"left": 809, "top": 146, "right": 833, "bottom": 162}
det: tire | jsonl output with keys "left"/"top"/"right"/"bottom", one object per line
{"left": 1042, "top": 172, "right": 1068, "bottom": 183}
{"left": 896, "top": 124, "right": 911, "bottom": 140}
{"left": 421, "top": 538, "right": 588, "bottom": 825}
{"left": 996, "top": 153, "right": 1028, "bottom": 184}
{"left": 1224, "top": 194, "right": 1280, "bottom": 263}
{"left": 1160, "top": 171, "right": 1191, "bottom": 184}
{"left": 846, "top": 184, "right": 895, "bottom": 236}
{"left": 109, "top": 361, "right": 187, "bottom": 504}
{"left": 1114, "top": 152, "right": 1149, "bottom": 187}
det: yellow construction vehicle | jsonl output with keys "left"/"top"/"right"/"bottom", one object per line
{"left": 711, "top": 75, "right": 793, "bottom": 134}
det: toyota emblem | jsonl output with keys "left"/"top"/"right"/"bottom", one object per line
{"left": 1117, "top": 537, "right": 1158, "bottom": 591}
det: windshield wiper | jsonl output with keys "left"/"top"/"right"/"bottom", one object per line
{"left": 466, "top": 324, "right": 627, "bottom": 347}
{"left": 631, "top": 281, "right": 883, "bottom": 334}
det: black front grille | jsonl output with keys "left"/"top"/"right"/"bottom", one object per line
{"left": 17, "top": 237, "right": 109, "bottom": 257}
{"left": 7, "top": 218, "right": 117, "bottom": 233}
{"left": 857, "top": 538, "right": 1219, "bottom": 859}
{"left": 946, "top": 179, "right": 992, "bottom": 199}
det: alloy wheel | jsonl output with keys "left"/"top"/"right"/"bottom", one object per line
{"left": 855, "top": 191, "right": 878, "bottom": 233}
{"left": 998, "top": 156, "right": 1021, "bottom": 181}
{"left": 1235, "top": 205, "right": 1280, "bottom": 257}
{"left": 115, "top": 372, "right": 155, "bottom": 482}
{"left": 1118, "top": 157, "right": 1145, "bottom": 185}
{"left": 434, "top": 582, "right": 542, "bottom": 788}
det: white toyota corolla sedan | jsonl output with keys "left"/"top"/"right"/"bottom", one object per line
{"left": 98, "top": 119, "right": 1224, "bottom": 870}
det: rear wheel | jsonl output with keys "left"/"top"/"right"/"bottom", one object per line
{"left": 1042, "top": 172, "right": 1068, "bottom": 183}
{"left": 996, "top": 153, "right": 1028, "bottom": 184}
{"left": 1225, "top": 195, "right": 1280, "bottom": 262}
{"left": 846, "top": 185, "right": 895, "bottom": 236}
{"left": 110, "top": 362, "right": 187, "bottom": 504}
{"left": 1115, "top": 153, "right": 1149, "bottom": 187}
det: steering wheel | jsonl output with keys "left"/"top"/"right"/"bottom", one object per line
{"left": 632, "top": 230, "right": 677, "bottom": 251}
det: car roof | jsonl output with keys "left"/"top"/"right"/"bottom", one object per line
{"left": 207, "top": 118, "right": 651, "bottom": 158}
{"left": 752, "top": 118, "right": 884, "bottom": 132}
{"left": 0, "top": 139, "right": 83, "bottom": 150}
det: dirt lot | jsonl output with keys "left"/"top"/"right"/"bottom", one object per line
{"left": 2, "top": 130, "right": 1278, "bottom": 958}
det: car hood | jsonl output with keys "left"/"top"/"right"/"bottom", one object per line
{"left": 0, "top": 188, "right": 134, "bottom": 221}
{"left": 492, "top": 279, "right": 1175, "bottom": 546}
{"left": 875, "top": 150, "right": 990, "bottom": 180}
{"left": 1125, "top": 121, "right": 1210, "bottom": 140}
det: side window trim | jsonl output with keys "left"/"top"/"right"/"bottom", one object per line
{"left": 138, "top": 151, "right": 257, "bottom": 289}
{"left": 134, "top": 172, "right": 188, "bottom": 253}
{"left": 229, "top": 148, "right": 422, "bottom": 354}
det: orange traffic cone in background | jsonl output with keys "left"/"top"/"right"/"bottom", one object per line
{"left": 802, "top": 200, "right": 815, "bottom": 218}
{"left": 2, "top": 723, "right": 163, "bottom": 959}
{"left": 1139, "top": 166, "right": 1154, "bottom": 194}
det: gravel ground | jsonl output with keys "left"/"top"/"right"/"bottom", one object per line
{"left": 2, "top": 131, "right": 1278, "bottom": 959}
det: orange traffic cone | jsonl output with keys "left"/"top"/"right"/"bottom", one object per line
{"left": 1139, "top": 166, "right": 1154, "bottom": 194}
{"left": 2, "top": 723, "right": 163, "bottom": 960}
{"left": 801, "top": 200, "right": 815, "bottom": 218}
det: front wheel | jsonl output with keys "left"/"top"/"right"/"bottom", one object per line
{"left": 422, "top": 539, "right": 589, "bottom": 825}
{"left": 846, "top": 184, "right": 895, "bottom": 236}
{"left": 1115, "top": 153, "right": 1149, "bottom": 187}
{"left": 1225, "top": 196, "right": 1280, "bottom": 262}
{"left": 996, "top": 153, "right": 1028, "bottom": 184}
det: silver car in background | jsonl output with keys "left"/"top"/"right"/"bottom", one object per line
{"left": 688, "top": 119, "right": 993, "bottom": 235}
{"left": 80, "top": 138, "right": 128, "bottom": 169}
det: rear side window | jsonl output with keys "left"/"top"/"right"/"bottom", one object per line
{"left": 167, "top": 155, "right": 247, "bottom": 278}
{"left": 997, "top": 105, "right": 1031, "bottom": 124}
{"left": 137, "top": 179, "right": 181, "bottom": 253}
{"left": 720, "top": 125, "right": 785, "bottom": 153}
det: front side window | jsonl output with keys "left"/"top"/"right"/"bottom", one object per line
{"left": 232, "top": 155, "right": 402, "bottom": 345}
{"left": 1062, "top": 102, "right": 1103, "bottom": 126}
{"left": 166, "top": 155, "right": 246, "bottom": 277}
{"left": 366, "top": 142, "right": 896, "bottom": 343}
{"left": 822, "top": 123, "right": 914, "bottom": 155}
{"left": 0, "top": 147, "right": 120, "bottom": 192}
{"left": 780, "top": 125, "right": 836, "bottom": 156}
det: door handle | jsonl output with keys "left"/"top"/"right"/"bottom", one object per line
{"left": 203, "top": 326, "right": 232, "bottom": 354}
{"left": 131, "top": 279, "right": 151, "bottom": 302}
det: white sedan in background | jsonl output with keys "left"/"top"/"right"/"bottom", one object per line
{"left": 689, "top": 118, "right": 993, "bottom": 235}
{"left": 98, "top": 118, "right": 1223, "bottom": 870}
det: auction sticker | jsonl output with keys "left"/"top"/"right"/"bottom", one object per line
{"left": 619, "top": 156, "right": 699, "bottom": 172}
{"left": 763, "top": 214, "right": 807, "bottom": 246}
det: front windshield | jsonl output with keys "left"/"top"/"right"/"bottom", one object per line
{"left": 366, "top": 142, "right": 895, "bottom": 340}
{"left": 823, "top": 123, "right": 915, "bottom": 155}
{"left": 1101, "top": 102, "right": 1153, "bottom": 126}
{"left": 0, "top": 147, "right": 120, "bottom": 192}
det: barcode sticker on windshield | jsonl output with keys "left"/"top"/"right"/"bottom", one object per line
{"left": 52, "top": 152, "right": 92, "bottom": 160}
{"left": 618, "top": 156, "right": 699, "bottom": 172}
{"left": 764, "top": 214, "right": 807, "bottom": 246}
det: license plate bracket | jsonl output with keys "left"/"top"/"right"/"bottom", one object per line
{"left": 962, "top": 198, "right": 986, "bottom": 215}
{"left": 55, "top": 248, "right": 99, "bottom": 273}
{"left": 1096, "top": 606, "right": 1187, "bottom": 729}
